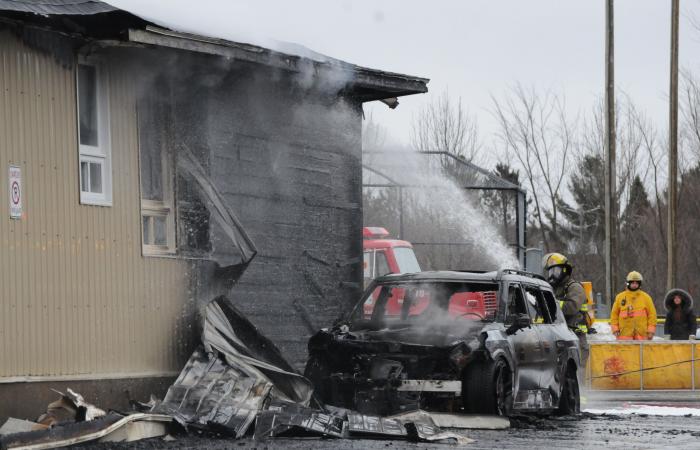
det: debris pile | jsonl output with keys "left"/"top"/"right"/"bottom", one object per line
{"left": 0, "top": 296, "right": 485, "bottom": 449}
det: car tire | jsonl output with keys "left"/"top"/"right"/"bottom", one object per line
{"left": 555, "top": 363, "right": 580, "bottom": 415}
{"left": 462, "top": 358, "right": 512, "bottom": 415}
{"left": 304, "top": 355, "right": 330, "bottom": 402}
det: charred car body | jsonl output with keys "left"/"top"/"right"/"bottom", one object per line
{"left": 305, "top": 270, "right": 581, "bottom": 416}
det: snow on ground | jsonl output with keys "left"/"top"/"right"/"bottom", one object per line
{"left": 589, "top": 321, "right": 665, "bottom": 341}
{"left": 585, "top": 405, "right": 700, "bottom": 416}
{"left": 589, "top": 321, "right": 615, "bottom": 341}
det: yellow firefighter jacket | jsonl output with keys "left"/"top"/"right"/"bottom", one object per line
{"left": 610, "top": 289, "right": 657, "bottom": 340}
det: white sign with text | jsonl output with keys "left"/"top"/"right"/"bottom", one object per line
{"left": 9, "top": 165, "right": 21, "bottom": 219}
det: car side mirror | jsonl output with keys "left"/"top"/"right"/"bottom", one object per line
{"left": 506, "top": 313, "right": 532, "bottom": 335}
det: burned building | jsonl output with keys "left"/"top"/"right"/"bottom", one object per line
{"left": 0, "top": 0, "right": 428, "bottom": 421}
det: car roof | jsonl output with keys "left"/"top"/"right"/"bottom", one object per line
{"left": 375, "top": 269, "right": 551, "bottom": 288}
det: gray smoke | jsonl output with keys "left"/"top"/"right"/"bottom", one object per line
{"left": 364, "top": 147, "right": 519, "bottom": 271}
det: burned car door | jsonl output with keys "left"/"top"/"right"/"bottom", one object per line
{"left": 522, "top": 285, "right": 560, "bottom": 408}
{"left": 504, "top": 283, "right": 543, "bottom": 396}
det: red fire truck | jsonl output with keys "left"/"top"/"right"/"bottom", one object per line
{"left": 363, "top": 227, "right": 421, "bottom": 289}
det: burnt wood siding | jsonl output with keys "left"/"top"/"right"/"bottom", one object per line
{"left": 174, "top": 65, "right": 363, "bottom": 368}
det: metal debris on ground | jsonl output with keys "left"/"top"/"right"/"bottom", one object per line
{"left": 37, "top": 388, "right": 106, "bottom": 426}
{"left": 255, "top": 402, "right": 472, "bottom": 444}
{"left": 0, "top": 418, "right": 47, "bottom": 435}
{"left": 152, "top": 347, "right": 272, "bottom": 438}
{"left": 405, "top": 420, "right": 475, "bottom": 445}
{"left": 0, "top": 413, "right": 174, "bottom": 449}
{"left": 389, "top": 410, "right": 510, "bottom": 430}
{"left": 347, "top": 414, "right": 408, "bottom": 438}
{"left": 349, "top": 411, "right": 474, "bottom": 444}
{"left": 151, "top": 296, "right": 314, "bottom": 438}
{"left": 255, "top": 402, "right": 346, "bottom": 439}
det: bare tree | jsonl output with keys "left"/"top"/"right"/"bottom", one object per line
{"left": 680, "top": 70, "right": 700, "bottom": 167}
{"left": 362, "top": 111, "right": 388, "bottom": 152}
{"left": 491, "top": 85, "right": 575, "bottom": 250}
{"left": 410, "top": 89, "right": 482, "bottom": 168}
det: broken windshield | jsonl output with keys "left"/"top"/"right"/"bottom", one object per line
{"left": 351, "top": 281, "right": 500, "bottom": 329}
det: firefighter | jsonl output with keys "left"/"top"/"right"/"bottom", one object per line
{"left": 610, "top": 271, "right": 657, "bottom": 340}
{"left": 543, "top": 253, "right": 589, "bottom": 366}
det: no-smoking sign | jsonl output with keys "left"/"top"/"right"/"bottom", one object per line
{"left": 9, "top": 165, "right": 21, "bottom": 219}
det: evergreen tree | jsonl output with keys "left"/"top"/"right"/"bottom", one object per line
{"left": 558, "top": 154, "right": 605, "bottom": 254}
{"left": 481, "top": 163, "right": 521, "bottom": 242}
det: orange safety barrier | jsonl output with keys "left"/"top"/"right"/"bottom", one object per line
{"left": 587, "top": 341, "right": 699, "bottom": 390}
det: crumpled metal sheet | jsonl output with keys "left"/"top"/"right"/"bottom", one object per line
{"left": 347, "top": 414, "right": 407, "bottom": 438}
{"left": 37, "top": 388, "right": 106, "bottom": 426}
{"left": 202, "top": 296, "right": 313, "bottom": 405}
{"left": 177, "top": 147, "right": 257, "bottom": 267}
{"left": 255, "top": 402, "right": 346, "bottom": 439}
{"left": 0, "top": 413, "right": 173, "bottom": 450}
{"left": 350, "top": 411, "right": 474, "bottom": 445}
{"left": 153, "top": 296, "right": 313, "bottom": 437}
{"left": 152, "top": 348, "right": 270, "bottom": 438}
{"left": 405, "top": 421, "right": 474, "bottom": 445}
{"left": 255, "top": 401, "right": 473, "bottom": 444}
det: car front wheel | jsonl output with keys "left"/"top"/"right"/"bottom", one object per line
{"left": 462, "top": 358, "right": 513, "bottom": 415}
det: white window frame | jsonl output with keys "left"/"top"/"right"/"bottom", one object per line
{"left": 77, "top": 59, "right": 112, "bottom": 206}
{"left": 137, "top": 103, "right": 176, "bottom": 257}
{"left": 141, "top": 199, "right": 176, "bottom": 256}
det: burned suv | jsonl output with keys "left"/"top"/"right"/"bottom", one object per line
{"left": 305, "top": 269, "right": 581, "bottom": 416}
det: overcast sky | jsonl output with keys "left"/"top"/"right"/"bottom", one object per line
{"left": 110, "top": 0, "right": 700, "bottom": 162}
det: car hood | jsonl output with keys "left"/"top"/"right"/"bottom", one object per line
{"left": 344, "top": 322, "right": 486, "bottom": 348}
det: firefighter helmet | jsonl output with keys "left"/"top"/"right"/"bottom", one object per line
{"left": 543, "top": 253, "right": 570, "bottom": 270}
{"left": 542, "top": 253, "right": 572, "bottom": 286}
{"left": 626, "top": 271, "right": 643, "bottom": 282}
{"left": 626, "top": 271, "right": 643, "bottom": 290}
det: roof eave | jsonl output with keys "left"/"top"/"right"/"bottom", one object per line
{"left": 128, "top": 26, "right": 428, "bottom": 101}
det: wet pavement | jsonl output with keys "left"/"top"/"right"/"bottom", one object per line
{"left": 89, "top": 410, "right": 700, "bottom": 449}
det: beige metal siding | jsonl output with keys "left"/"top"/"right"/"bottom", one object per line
{"left": 0, "top": 31, "right": 193, "bottom": 379}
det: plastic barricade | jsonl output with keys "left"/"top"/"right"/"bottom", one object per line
{"left": 588, "top": 341, "right": 698, "bottom": 390}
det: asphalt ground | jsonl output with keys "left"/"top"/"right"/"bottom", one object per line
{"left": 86, "top": 392, "right": 700, "bottom": 450}
{"left": 87, "top": 414, "right": 700, "bottom": 450}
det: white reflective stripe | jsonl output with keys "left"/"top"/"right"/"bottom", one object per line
{"left": 396, "top": 380, "right": 462, "bottom": 393}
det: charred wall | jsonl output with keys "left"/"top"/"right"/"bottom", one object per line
{"left": 165, "top": 55, "right": 364, "bottom": 369}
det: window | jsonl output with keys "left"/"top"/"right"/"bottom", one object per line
{"left": 363, "top": 251, "right": 374, "bottom": 289}
{"left": 524, "top": 286, "right": 553, "bottom": 324}
{"left": 77, "top": 62, "right": 111, "bottom": 206}
{"left": 506, "top": 284, "right": 528, "bottom": 321}
{"left": 393, "top": 247, "right": 421, "bottom": 273}
{"left": 541, "top": 290, "right": 562, "bottom": 323}
{"left": 138, "top": 95, "right": 175, "bottom": 256}
{"left": 375, "top": 251, "right": 391, "bottom": 277}
{"left": 355, "top": 281, "right": 499, "bottom": 325}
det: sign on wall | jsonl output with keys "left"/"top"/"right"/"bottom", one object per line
{"left": 9, "top": 164, "right": 21, "bottom": 219}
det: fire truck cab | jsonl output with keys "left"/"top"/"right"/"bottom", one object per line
{"left": 363, "top": 227, "right": 421, "bottom": 289}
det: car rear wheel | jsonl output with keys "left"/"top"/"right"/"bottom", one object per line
{"left": 462, "top": 358, "right": 512, "bottom": 415}
{"left": 556, "top": 364, "right": 580, "bottom": 415}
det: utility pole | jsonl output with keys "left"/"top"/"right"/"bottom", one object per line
{"left": 668, "top": 0, "right": 679, "bottom": 290}
{"left": 604, "top": 0, "right": 617, "bottom": 303}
